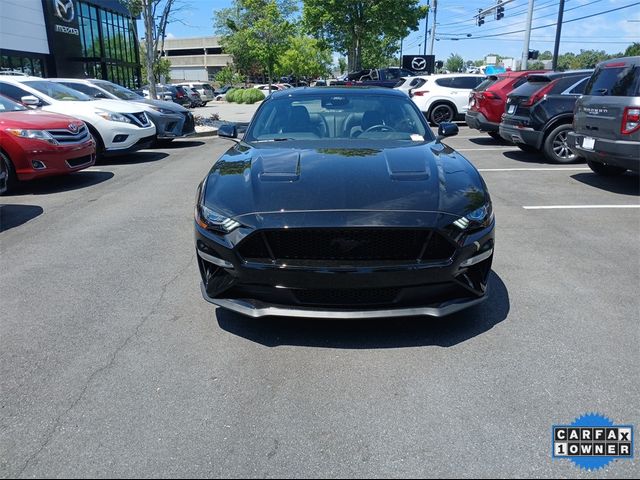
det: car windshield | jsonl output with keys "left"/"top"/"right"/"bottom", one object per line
{"left": 24, "top": 81, "right": 91, "bottom": 101}
{"left": 245, "top": 93, "right": 433, "bottom": 142}
{"left": 0, "top": 94, "right": 27, "bottom": 112}
{"left": 94, "top": 81, "right": 142, "bottom": 100}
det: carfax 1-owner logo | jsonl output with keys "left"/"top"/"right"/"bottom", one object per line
{"left": 552, "top": 413, "right": 634, "bottom": 470}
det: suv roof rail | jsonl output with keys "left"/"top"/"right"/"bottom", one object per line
{"left": 0, "top": 69, "right": 28, "bottom": 76}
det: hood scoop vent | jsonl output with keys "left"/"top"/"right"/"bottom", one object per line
{"left": 384, "top": 148, "right": 430, "bottom": 181}
{"left": 255, "top": 151, "right": 300, "bottom": 182}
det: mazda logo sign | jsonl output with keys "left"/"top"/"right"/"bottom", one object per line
{"left": 53, "top": 0, "right": 75, "bottom": 23}
{"left": 411, "top": 57, "right": 427, "bottom": 71}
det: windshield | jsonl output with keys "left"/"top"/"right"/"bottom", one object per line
{"left": 245, "top": 93, "right": 433, "bottom": 142}
{"left": 0, "top": 94, "right": 27, "bottom": 112}
{"left": 94, "top": 81, "right": 142, "bottom": 100}
{"left": 24, "top": 81, "right": 91, "bottom": 101}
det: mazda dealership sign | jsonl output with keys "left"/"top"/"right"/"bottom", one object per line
{"left": 402, "top": 55, "right": 435, "bottom": 74}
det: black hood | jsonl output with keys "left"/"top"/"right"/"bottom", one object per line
{"left": 203, "top": 140, "right": 488, "bottom": 222}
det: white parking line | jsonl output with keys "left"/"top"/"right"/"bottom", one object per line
{"left": 523, "top": 205, "right": 640, "bottom": 210}
{"left": 479, "top": 167, "right": 590, "bottom": 172}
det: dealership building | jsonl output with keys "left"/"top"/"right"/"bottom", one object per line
{"left": 0, "top": 0, "right": 141, "bottom": 88}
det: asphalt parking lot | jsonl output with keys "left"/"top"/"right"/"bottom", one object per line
{"left": 1, "top": 127, "right": 638, "bottom": 478}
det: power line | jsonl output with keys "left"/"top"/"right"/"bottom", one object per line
{"left": 440, "top": 2, "right": 640, "bottom": 40}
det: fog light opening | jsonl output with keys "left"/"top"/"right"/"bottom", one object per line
{"left": 32, "top": 160, "right": 46, "bottom": 170}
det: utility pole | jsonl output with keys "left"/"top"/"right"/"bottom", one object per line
{"left": 399, "top": 38, "right": 403, "bottom": 67}
{"left": 552, "top": 0, "right": 566, "bottom": 70}
{"left": 423, "top": 0, "right": 430, "bottom": 55}
{"left": 428, "top": 0, "right": 437, "bottom": 55}
{"left": 520, "top": 0, "right": 535, "bottom": 70}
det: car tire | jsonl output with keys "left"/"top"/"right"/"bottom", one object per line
{"left": 87, "top": 126, "right": 105, "bottom": 161}
{"left": 587, "top": 159, "right": 627, "bottom": 176}
{"left": 428, "top": 103, "right": 456, "bottom": 126}
{"left": 0, "top": 150, "right": 19, "bottom": 195}
{"left": 516, "top": 144, "right": 538, "bottom": 153}
{"left": 543, "top": 124, "right": 579, "bottom": 163}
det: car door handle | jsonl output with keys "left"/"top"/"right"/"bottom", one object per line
{"left": 585, "top": 125, "right": 599, "bottom": 131}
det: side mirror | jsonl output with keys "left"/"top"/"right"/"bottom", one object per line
{"left": 408, "top": 88, "right": 414, "bottom": 98}
{"left": 218, "top": 123, "right": 238, "bottom": 139}
{"left": 21, "top": 95, "right": 41, "bottom": 107}
{"left": 94, "top": 92, "right": 109, "bottom": 99}
{"left": 437, "top": 122, "right": 458, "bottom": 139}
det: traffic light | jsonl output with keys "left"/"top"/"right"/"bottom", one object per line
{"left": 477, "top": 9, "right": 485, "bottom": 26}
{"left": 528, "top": 50, "right": 539, "bottom": 60}
{"left": 496, "top": 1, "right": 505, "bottom": 20}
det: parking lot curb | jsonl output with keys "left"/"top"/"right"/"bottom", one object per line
{"left": 193, "top": 128, "right": 218, "bottom": 138}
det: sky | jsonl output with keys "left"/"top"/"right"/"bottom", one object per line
{"left": 155, "top": 0, "right": 640, "bottom": 63}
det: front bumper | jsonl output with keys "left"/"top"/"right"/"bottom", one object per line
{"left": 499, "top": 121, "right": 543, "bottom": 149}
{"left": 567, "top": 132, "right": 640, "bottom": 172}
{"left": 11, "top": 139, "right": 96, "bottom": 181}
{"left": 465, "top": 110, "right": 499, "bottom": 132}
{"left": 149, "top": 111, "right": 196, "bottom": 139}
{"left": 103, "top": 124, "right": 157, "bottom": 152}
{"left": 103, "top": 135, "right": 155, "bottom": 156}
{"left": 195, "top": 212, "right": 495, "bottom": 319}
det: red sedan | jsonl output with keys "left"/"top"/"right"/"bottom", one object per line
{"left": 0, "top": 94, "right": 95, "bottom": 193}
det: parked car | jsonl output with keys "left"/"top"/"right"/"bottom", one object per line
{"left": 184, "top": 87, "right": 203, "bottom": 108}
{"left": 333, "top": 68, "right": 416, "bottom": 88}
{"left": 465, "top": 70, "right": 547, "bottom": 139}
{"left": 0, "top": 75, "right": 156, "bottom": 158}
{"left": 394, "top": 75, "right": 429, "bottom": 95}
{"left": 140, "top": 84, "right": 191, "bottom": 107}
{"left": 49, "top": 78, "right": 195, "bottom": 144}
{"left": 0, "top": 94, "right": 95, "bottom": 193}
{"left": 195, "top": 88, "right": 494, "bottom": 318}
{"left": 254, "top": 84, "right": 283, "bottom": 93}
{"left": 409, "top": 74, "right": 486, "bottom": 125}
{"left": 214, "top": 85, "right": 232, "bottom": 101}
{"left": 499, "top": 70, "right": 593, "bottom": 163}
{"left": 567, "top": 56, "right": 640, "bottom": 175}
{"left": 176, "top": 82, "right": 215, "bottom": 105}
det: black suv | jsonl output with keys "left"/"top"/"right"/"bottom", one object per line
{"left": 567, "top": 56, "right": 640, "bottom": 175}
{"left": 499, "top": 70, "right": 593, "bottom": 163}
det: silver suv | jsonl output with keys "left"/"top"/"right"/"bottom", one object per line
{"left": 568, "top": 56, "right": 640, "bottom": 175}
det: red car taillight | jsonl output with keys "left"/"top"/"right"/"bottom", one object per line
{"left": 522, "top": 80, "right": 558, "bottom": 107}
{"left": 413, "top": 91, "right": 429, "bottom": 96}
{"left": 621, "top": 107, "right": 640, "bottom": 135}
{"left": 482, "top": 91, "right": 500, "bottom": 100}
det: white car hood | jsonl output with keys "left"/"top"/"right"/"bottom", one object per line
{"left": 42, "top": 99, "right": 145, "bottom": 116}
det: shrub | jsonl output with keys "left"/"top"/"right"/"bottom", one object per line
{"left": 239, "top": 88, "right": 265, "bottom": 104}
{"left": 224, "top": 88, "right": 238, "bottom": 102}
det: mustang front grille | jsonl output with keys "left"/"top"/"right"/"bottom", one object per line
{"left": 237, "top": 228, "right": 456, "bottom": 266}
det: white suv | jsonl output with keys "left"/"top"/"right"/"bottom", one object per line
{"left": 176, "top": 82, "right": 215, "bottom": 104}
{"left": 0, "top": 76, "right": 156, "bottom": 157}
{"left": 409, "top": 74, "right": 485, "bottom": 125}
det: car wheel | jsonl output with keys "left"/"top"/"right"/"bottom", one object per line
{"left": 516, "top": 144, "right": 538, "bottom": 153}
{"left": 544, "top": 124, "right": 579, "bottom": 163}
{"left": 587, "top": 159, "right": 627, "bottom": 176}
{"left": 88, "top": 127, "right": 105, "bottom": 161}
{"left": 429, "top": 103, "right": 455, "bottom": 126}
{"left": 0, "top": 150, "right": 19, "bottom": 194}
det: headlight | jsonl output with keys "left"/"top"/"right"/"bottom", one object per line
{"left": 6, "top": 128, "right": 58, "bottom": 145}
{"left": 148, "top": 106, "right": 175, "bottom": 115}
{"left": 453, "top": 203, "right": 493, "bottom": 230}
{"left": 195, "top": 204, "right": 240, "bottom": 234}
{"left": 95, "top": 109, "right": 132, "bottom": 123}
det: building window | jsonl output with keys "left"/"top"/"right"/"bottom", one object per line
{"left": 0, "top": 54, "right": 45, "bottom": 76}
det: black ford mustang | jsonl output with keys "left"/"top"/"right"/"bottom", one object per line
{"left": 195, "top": 87, "right": 495, "bottom": 318}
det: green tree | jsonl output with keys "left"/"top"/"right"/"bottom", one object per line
{"left": 215, "top": 66, "right": 244, "bottom": 86}
{"left": 215, "top": 0, "right": 293, "bottom": 88}
{"left": 302, "top": 0, "right": 427, "bottom": 72}
{"left": 538, "top": 50, "right": 553, "bottom": 61}
{"left": 445, "top": 53, "right": 464, "bottom": 73}
{"left": 528, "top": 61, "right": 546, "bottom": 70}
{"left": 277, "top": 36, "right": 333, "bottom": 81}
{"left": 624, "top": 42, "right": 640, "bottom": 56}
{"left": 338, "top": 57, "right": 347, "bottom": 75}
{"left": 140, "top": 43, "right": 171, "bottom": 82}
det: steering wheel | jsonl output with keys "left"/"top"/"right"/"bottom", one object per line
{"left": 363, "top": 124, "right": 396, "bottom": 133}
